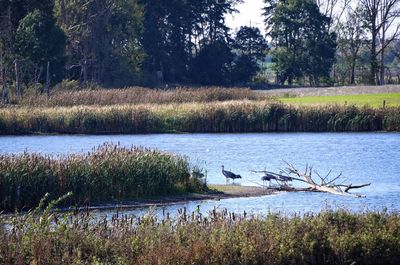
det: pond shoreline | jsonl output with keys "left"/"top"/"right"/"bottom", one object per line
{"left": 66, "top": 185, "right": 276, "bottom": 212}
{"left": 1, "top": 133, "right": 399, "bottom": 215}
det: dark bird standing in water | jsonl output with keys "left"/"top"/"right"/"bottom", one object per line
{"left": 261, "top": 173, "right": 277, "bottom": 187}
{"left": 221, "top": 165, "right": 242, "bottom": 184}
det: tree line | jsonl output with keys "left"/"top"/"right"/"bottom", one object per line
{"left": 1, "top": 0, "right": 400, "bottom": 99}
{"left": 266, "top": 0, "right": 400, "bottom": 86}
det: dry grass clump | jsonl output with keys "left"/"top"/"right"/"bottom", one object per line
{"left": 10, "top": 87, "right": 269, "bottom": 107}
{"left": 1, "top": 205, "right": 399, "bottom": 264}
{"left": 0, "top": 143, "right": 197, "bottom": 211}
{"left": 0, "top": 101, "right": 399, "bottom": 134}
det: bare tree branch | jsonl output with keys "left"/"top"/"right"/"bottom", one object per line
{"left": 252, "top": 162, "right": 370, "bottom": 198}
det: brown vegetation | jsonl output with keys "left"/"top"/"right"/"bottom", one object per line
{"left": 1, "top": 205, "right": 399, "bottom": 264}
{"left": 0, "top": 143, "right": 204, "bottom": 212}
{"left": 0, "top": 101, "right": 399, "bottom": 134}
{"left": 8, "top": 87, "right": 269, "bottom": 107}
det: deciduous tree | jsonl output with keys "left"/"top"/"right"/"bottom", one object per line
{"left": 336, "top": 6, "right": 366, "bottom": 84}
{"left": 360, "top": 0, "right": 400, "bottom": 85}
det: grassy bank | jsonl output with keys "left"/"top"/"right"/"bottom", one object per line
{"left": 1, "top": 206, "right": 399, "bottom": 264}
{"left": 280, "top": 93, "right": 400, "bottom": 108}
{"left": 9, "top": 87, "right": 269, "bottom": 107}
{"left": 0, "top": 143, "right": 205, "bottom": 212}
{"left": 1, "top": 101, "right": 399, "bottom": 134}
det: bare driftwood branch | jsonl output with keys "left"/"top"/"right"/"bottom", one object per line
{"left": 252, "top": 162, "right": 370, "bottom": 198}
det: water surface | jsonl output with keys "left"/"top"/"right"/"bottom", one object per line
{"left": 1, "top": 133, "right": 399, "bottom": 215}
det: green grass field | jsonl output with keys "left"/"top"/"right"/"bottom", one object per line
{"left": 280, "top": 93, "right": 400, "bottom": 108}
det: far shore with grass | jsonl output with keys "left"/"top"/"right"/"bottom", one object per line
{"left": 1, "top": 87, "right": 399, "bottom": 134}
{"left": 279, "top": 93, "right": 400, "bottom": 108}
{"left": 1, "top": 101, "right": 399, "bottom": 134}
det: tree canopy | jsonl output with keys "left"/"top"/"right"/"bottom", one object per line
{"left": 268, "top": 0, "right": 337, "bottom": 85}
{"left": 232, "top": 26, "right": 268, "bottom": 84}
{"left": 15, "top": 8, "right": 65, "bottom": 83}
{"left": 1, "top": 0, "right": 400, "bottom": 96}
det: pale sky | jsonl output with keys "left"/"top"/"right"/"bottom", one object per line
{"left": 225, "top": 0, "right": 265, "bottom": 35}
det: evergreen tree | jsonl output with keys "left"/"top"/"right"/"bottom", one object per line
{"left": 232, "top": 26, "right": 268, "bottom": 83}
{"left": 266, "top": 0, "right": 337, "bottom": 85}
{"left": 234, "top": 26, "right": 268, "bottom": 59}
{"left": 1, "top": 0, "right": 65, "bottom": 88}
{"left": 54, "top": 0, "right": 144, "bottom": 86}
{"left": 15, "top": 8, "right": 65, "bottom": 84}
{"left": 140, "top": 0, "right": 241, "bottom": 85}
{"left": 191, "top": 39, "right": 234, "bottom": 85}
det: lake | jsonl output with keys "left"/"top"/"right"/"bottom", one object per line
{"left": 1, "top": 133, "right": 399, "bottom": 216}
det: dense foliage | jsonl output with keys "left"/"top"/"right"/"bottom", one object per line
{"left": 232, "top": 26, "right": 269, "bottom": 84}
{"left": 140, "top": 0, "right": 240, "bottom": 85}
{"left": 1, "top": 0, "right": 399, "bottom": 100}
{"left": 2, "top": 0, "right": 268, "bottom": 89}
{"left": 1, "top": 206, "right": 399, "bottom": 264}
{"left": 0, "top": 0, "right": 65, "bottom": 85}
{"left": 15, "top": 8, "right": 65, "bottom": 84}
{"left": 54, "top": 0, "right": 144, "bottom": 86}
{"left": 0, "top": 143, "right": 195, "bottom": 211}
{"left": 268, "top": 0, "right": 336, "bottom": 85}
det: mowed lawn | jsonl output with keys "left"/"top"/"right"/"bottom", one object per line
{"left": 279, "top": 93, "right": 400, "bottom": 108}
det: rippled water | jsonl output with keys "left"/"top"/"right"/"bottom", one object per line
{"left": 1, "top": 133, "right": 399, "bottom": 216}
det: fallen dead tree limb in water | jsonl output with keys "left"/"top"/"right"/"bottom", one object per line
{"left": 251, "top": 162, "right": 371, "bottom": 198}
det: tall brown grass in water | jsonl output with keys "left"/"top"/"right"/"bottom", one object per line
{"left": 1, "top": 205, "right": 399, "bottom": 264}
{"left": 0, "top": 143, "right": 197, "bottom": 211}
{"left": 0, "top": 102, "right": 399, "bottom": 134}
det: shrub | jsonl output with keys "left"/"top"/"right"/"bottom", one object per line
{"left": 1, "top": 207, "right": 399, "bottom": 264}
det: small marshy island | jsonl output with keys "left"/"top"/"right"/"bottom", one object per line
{"left": 0, "top": 143, "right": 274, "bottom": 212}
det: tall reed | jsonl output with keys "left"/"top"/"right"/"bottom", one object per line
{"left": 0, "top": 102, "right": 399, "bottom": 134}
{"left": 9, "top": 87, "right": 269, "bottom": 107}
{"left": 1, "top": 206, "right": 399, "bottom": 264}
{"left": 0, "top": 143, "right": 193, "bottom": 211}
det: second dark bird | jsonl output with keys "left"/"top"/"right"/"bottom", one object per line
{"left": 221, "top": 165, "right": 242, "bottom": 184}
